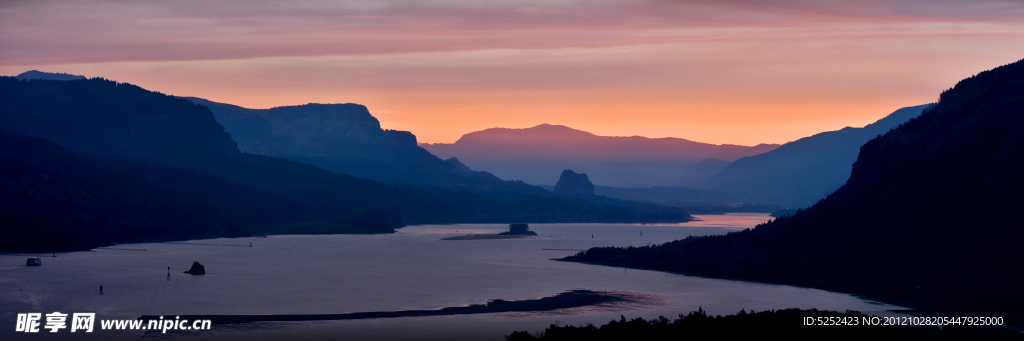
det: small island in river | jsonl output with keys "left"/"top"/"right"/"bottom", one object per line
{"left": 442, "top": 224, "right": 538, "bottom": 240}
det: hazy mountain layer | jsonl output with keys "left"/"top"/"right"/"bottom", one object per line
{"left": 0, "top": 76, "right": 693, "bottom": 251}
{"left": 690, "top": 104, "right": 931, "bottom": 206}
{"left": 421, "top": 124, "right": 778, "bottom": 187}
{"left": 563, "top": 59, "right": 1024, "bottom": 312}
{"left": 187, "top": 97, "right": 541, "bottom": 192}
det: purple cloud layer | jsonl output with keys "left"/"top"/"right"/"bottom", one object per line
{"left": 3, "top": 0, "right": 1023, "bottom": 145}
{"left": 3, "top": 0, "right": 1023, "bottom": 65}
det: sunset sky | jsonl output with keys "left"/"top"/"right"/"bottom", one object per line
{"left": 3, "top": 0, "right": 1024, "bottom": 145}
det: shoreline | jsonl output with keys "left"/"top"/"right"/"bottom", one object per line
{"left": 140, "top": 289, "right": 635, "bottom": 324}
{"left": 442, "top": 233, "right": 538, "bottom": 240}
{"left": 556, "top": 259, "right": 1024, "bottom": 328}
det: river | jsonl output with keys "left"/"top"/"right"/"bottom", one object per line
{"left": 0, "top": 213, "right": 903, "bottom": 340}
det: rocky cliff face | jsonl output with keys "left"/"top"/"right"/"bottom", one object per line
{"left": 185, "top": 97, "right": 542, "bottom": 192}
{"left": 554, "top": 170, "right": 595, "bottom": 196}
{"left": 184, "top": 99, "right": 404, "bottom": 163}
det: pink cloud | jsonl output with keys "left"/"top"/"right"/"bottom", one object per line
{"left": 3, "top": 0, "right": 1023, "bottom": 146}
{"left": 3, "top": 0, "right": 1023, "bottom": 65}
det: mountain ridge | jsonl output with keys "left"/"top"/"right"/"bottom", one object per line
{"left": 185, "top": 97, "right": 542, "bottom": 192}
{"left": 0, "top": 76, "right": 694, "bottom": 251}
{"left": 561, "top": 58, "right": 1024, "bottom": 312}
{"left": 688, "top": 104, "right": 933, "bottom": 206}
{"left": 14, "top": 70, "right": 86, "bottom": 81}
{"left": 421, "top": 124, "right": 779, "bottom": 187}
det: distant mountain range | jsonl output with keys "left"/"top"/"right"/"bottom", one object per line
{"left": 0, "top": 74, "right": 691, "bottom": 252}
{"left": 421, "top": 124, "right": 779, "bottom": 187}
{"left": 15, "top": 70, "right": 86, "bottom": 81}
{"left": 687, "top": 105, "right": 931, "bottom": 206}
{"left": 419, "top": 106, "right": 930, "bottom": 207}
{"left": 185, "top": 97, "right": 522, "bottom": 191}
{"left": 186, "top": 97, "right": 777, "bottom": 214}
{"left": 564, "top": 58, "right": 1024, "bottom": 313}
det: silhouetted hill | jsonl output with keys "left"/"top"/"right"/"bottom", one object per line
{"left": 0, "top": 77, "right": 693, "bottom": 251}
{"left": 15, "top": 70, "right": 86, "bottom": 81}
{"left": 0, "top": 135, "right": 393, "bottom": 252}
{"left": 0, "top": 78, "right": 239, "bottom": 170}
{"left": 421, "top": 124, "right": 778, "bottom": 187}
{"left": 563, "top": 59, "right": 1024, "bottom": 313}
{"left": 554, "top": 170, "right": 596, "bottom": 196}
{"left": 186, "top": 97, "right": 533, "bottom": 192}
{"left": 689, "top": 105, "right": 931, "bottom": 206}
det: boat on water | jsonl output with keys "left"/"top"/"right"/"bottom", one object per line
{"left": 26, "top": 258, "right": 41, "bottom": 266}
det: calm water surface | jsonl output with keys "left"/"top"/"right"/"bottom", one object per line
{"left": 1, "top": 213, "right": 903, "bottom": 340}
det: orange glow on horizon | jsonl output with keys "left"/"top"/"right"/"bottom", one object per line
{"left": 3, "top": 1, "right": 1024, "bottom": 145}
